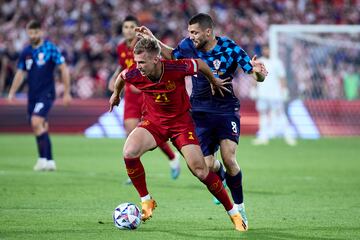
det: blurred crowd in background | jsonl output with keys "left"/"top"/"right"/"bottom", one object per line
{"left": 0, "top": 0, "right": 359, "bottom": 99}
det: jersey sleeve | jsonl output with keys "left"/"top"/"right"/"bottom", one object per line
{"left": 123, "top": 66, "right": 140, "bottom": 84}
{"left": 172, "top": 38, "right": 188, "bottom": 59}
{"left": 176, "top": 59, "right": 199, "bottom": 77}
{"left": 50, "top": 44, "right": 65, "bottom": 65}
{"left": 17, "top": 50, "right": 27, "bottom": 71}
{"left": 233, "top": 45, "right": 253, "bottom": 74}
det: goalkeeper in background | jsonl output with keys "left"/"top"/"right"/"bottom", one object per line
{"left": 251, "top": 44, "right": 297, "bottom": 146}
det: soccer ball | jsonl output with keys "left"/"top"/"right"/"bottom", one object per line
{"left": 113, "top": 203, "right": 142, "bottom": 230}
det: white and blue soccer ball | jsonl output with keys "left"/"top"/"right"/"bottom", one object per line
{"left": 113, "top": 203, "right": 142, "bottom": 230}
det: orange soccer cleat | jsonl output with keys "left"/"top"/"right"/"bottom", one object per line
{"left": 230, "top": 212, "right": 248, "bottom": 232}
{"left": 141, "top": 199, "right": 157, "bottom": 222}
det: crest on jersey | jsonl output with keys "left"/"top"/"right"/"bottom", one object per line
{"left": 165, "top": 80, "right": 176, "bottom": 90}
{"left": 213, "top": 59, "right": 221, "bottom": 70}
{"left": 37, "top": 52, "right": 45, "bottom": 66}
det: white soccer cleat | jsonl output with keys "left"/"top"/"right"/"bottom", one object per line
{"left": 33, "top": 158, "right": 48, "bottom": 171}
{"left": 46, "top": 160, "right": 57, "bottom": 171}
{"left": 170, "top": 152, "right": 181, "bottom": 180}
{"left": 252, "top": 138, "right": 269, "bottom": 146}
{"left": 285, "top": 137, "right": 297, "bottom": 146}
{"left": 238, "top": 203, "right": 249, "bottom": 229}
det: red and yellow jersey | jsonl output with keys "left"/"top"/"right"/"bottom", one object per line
{"left": 117, "top": 41, "right": 135, "bottom": 69}
{"left": 122, "top": 59, "right": 198, "bottom": 122}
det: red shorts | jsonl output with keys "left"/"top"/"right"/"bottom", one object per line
{"left": 124, "top": 83, "right": 143, "bottom": 120}
{"left": 138, "top": 112, "right": 199, "bottom": 151}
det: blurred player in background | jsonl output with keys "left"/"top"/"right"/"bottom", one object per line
{"left": 7, "top": 20, "right": 71, "bottom": 171}
{"left": 109, "top": 38, "right": 247, "bottom": 231}
{"left": 108, "top": 16, "right": 180, "bottom": 182}
{"left": 136, "top": 13, "right": 267, "bottom": 229}
{"left": 250, "top": 44, "right": 297, "bottom": 146}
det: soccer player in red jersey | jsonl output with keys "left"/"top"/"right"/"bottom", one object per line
{"left": 108, "top": 16, "right": 181, "bottom": 181}
{"left": 109, "top": 38, "right": 247, "bottom": 231}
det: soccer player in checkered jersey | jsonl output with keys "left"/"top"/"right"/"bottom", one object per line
{"left": 108, "top": 16, "right": 181, "bottom": 182}
{"left": 135, "top": 13, "right": 268, "bottom": 230}
{"left": 7, "top": 20, "right": 71, "bottom": 171}
{"left": 109, "top": 38, "right": 247, "bottom": 231}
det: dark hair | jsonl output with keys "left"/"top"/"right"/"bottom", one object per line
{"left": 26, "top": 20, "right": 41, "bottom": 30}
{"left": 134, "top": 38, "right": 160, "bottom": 56}
{"left": 123, "top": 15, "right": 139, "bottom": 26}
{"left": 188, "top": 13, "right": 214, "bottom": 30}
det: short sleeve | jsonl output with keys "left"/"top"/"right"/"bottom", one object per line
{"left": 51, "top": 44, "right": 65, "bottom": 65}
{"left": 234, "top": 45, "right": 253, "bottom": 74}
{"left": 177, "top": 59, "right": 198, "bottom": 76}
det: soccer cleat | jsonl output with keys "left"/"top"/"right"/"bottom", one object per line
{"left": 230, "top": 212, "right": 248, "bottom": 232}
{"left": 141, "top": 199, "right": 157, "bottom": 222}
{"left": 33, "top": 158, "right": 47, "bottom": 171}
{"left": 285, "top": 137, "right": 297, "bottom": 146}
{"left": 252, "top": 138, "right": 269, "bottom": 146}
{"left": 170, "top": 152, "right": 181, "bottom": 179}
{"left": 124, "top": 178, "right": 133, "bottom": 185}
{"left": 238, "top": 203, "right": 249, "bottom": 229}
{"left": 213, "top": 197, "right": 221, "bottom": 205}
{"left": 46, "top": 160, "right": 56, "bottom": 171}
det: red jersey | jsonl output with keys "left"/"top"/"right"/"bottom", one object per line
{"left": 117, "top": 41, "right": 135, "bottom": 69}
{"left": 123, "top": 59, "right": 198, "bottom": 123}
{"left": 117, "top": 41, "right": 143, "bottom": 120}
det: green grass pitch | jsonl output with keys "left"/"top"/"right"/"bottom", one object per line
{"left": 0, "top": 134, "right": 359, "bottom": 240}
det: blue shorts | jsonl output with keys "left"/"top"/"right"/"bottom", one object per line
{"left": 27, "top": 98, "right": 54, "bottom": 122}
{"left": 191, "top": 112, "right": 240, "bottom": 156}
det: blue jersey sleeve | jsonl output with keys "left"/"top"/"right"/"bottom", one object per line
{"left": 233, "top": 45, "right": 253, "bottom": 74}
{"left": 50, "top": 43, "right": 65, "bottom": 65}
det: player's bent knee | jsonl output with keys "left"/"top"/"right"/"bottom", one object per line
{"left": 123, "top": 145, "right": 142, "bottom": 158}
{"left": 192, "top": 167, "right": 209, "bottom": 181}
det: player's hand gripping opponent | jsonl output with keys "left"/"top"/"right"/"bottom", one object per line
{"left": 210, "top": 77, "right": 232, "bottom": 97}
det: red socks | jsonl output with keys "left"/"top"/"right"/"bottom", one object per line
{"left": 124, "top": 157, "right": 148, "bottom": 197}
{"left": 201, "top": 171, "right": 233, "bottom": 211}
{"left": 159, "top": 142, "right": 175, "bottom": 160}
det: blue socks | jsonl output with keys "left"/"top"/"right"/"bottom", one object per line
{"left": 225, "top": 171, "right": 243, "bottom": 204}
{"left": 36, "top": 132, "right": 53, "bottom": 160}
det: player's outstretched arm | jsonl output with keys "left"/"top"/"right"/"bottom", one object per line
{"left": 135, "top": 26, "right": 174, "bottom": 60}
{"left": 250, "top": 55, "right": 268, "bottom": 82}
{"left": 59, "top": 63, "right": 72, "bottom": 106}
{"left": 7, "top": 70, "right": 25, "bottom": 103}
{"left": 196, "top": 59, "right": 231, "bottom": 97}
{"left": 109, "top": 71, "right": 126, "bottom": 112}
{"left": 108, "top": 66, "right": 122, "bottom": 92}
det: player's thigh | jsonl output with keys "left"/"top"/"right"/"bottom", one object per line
{"left": 123, "top": 127, "right": 157, "bottom": 158}
{"left": 180, "top": 144, "right": 208, "bottom": 180}
{"left": 124, "top": 118, "right": 140, "bottom": 135}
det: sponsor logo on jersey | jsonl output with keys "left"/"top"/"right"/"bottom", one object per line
{"left": 188, "top": 131, "right": 195, "bottom": 140}
{"left": 165, "top": 80, "right": 176, "bottom": 90}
